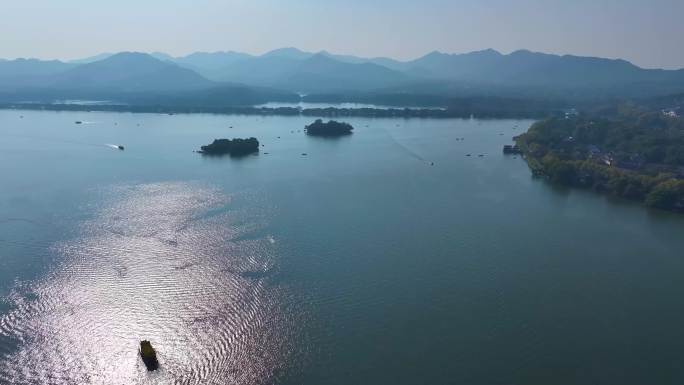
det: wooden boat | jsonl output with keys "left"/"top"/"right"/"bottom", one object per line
{"left": 139, "top": 340, "right": 159, "bottom": 371}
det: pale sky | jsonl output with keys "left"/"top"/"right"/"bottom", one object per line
{"left": 1, "top": 0, "right": 682, "bottom": 69}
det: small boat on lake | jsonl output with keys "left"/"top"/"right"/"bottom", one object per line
{"left": 117, "top": 145, "right": 124, "bottom": 150}
{"left": 139, "top": 340, "right": 159, "bottom": 371}
{"left": 75, "top": 121, "right": 82, "bottom": 124}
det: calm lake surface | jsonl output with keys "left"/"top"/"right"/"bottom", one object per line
{"left": 1, "top": 110, "right": 684, "bottom": 385}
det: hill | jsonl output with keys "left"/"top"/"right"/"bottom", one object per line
{"left": 274, "top": 54, "right": 409, "bottom": 93}
{"left": 0, "top": 52, "right": 301, "bottom": 106}
{"left": 50, "top": 52, "right": 215, "bottom": 92}
{"left": 164, "top": 47, "right": 684, "bottom": 99}
{"left": 4, "top": 48, "right": 684, "bottom": 107}
{"left": 173, "top": 51, "right": 254, "bottom": 78}
{"left": 0, "top": 59, "right": 75, "bottom": 90}
{"left": 402, "top": 49, "right": 684, "bottom": 96}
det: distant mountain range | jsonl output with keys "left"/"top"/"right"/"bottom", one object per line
{"left": 0, "top": 52, "right": 297, "bottom": 106}
{"left": 2, "top": 48, "right": 684, "bottom": 106}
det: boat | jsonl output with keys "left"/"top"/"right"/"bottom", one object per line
{"left": 117, "top": 145, "right": 124, "bottom": 150}
{"left": 139, "top": 340, "right": 159, "bottom": 371}
{"left": 75, "top": 121, "right": 83, "bottom": 124}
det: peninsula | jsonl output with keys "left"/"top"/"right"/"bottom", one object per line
{"left": 515, "top": 105, "right": 684, "bottom": 212}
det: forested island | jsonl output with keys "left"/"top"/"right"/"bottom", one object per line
{"left": 198, "top": 137, "right": 259, "bottom": 156}
{"left": 515, "top": 105, "right": 684, "bottom": 211}
{"left": 305, "top": 119, "right": 354, "bottom": 136}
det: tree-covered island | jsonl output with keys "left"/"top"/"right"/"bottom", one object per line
{"left": 198, "top": 137, "right": 259, "bottom": 156}
{"left": 515, "top": 105, "right": 684, "bottom": 212}
{"left": 304, "top": 119, "right": 354, "bottom": 136}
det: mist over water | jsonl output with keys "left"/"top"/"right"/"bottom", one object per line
{"left": 2, "top": 110, "right": 684, "bottom": 384}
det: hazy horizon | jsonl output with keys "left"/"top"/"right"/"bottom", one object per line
{"left": 2, "top": 0, "right": 683, "bottom": 69}
{"left": 2, "top": 46, "right": 683, "bottom": 72}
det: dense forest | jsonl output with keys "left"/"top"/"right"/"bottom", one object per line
{"left": 304, "top": 119, "right": 354, "bottom": 136}
{"left": 516, "top": 105, "right": 684, "bottom": 211}
{"left": 199, "top": 137, "right": 259, "bottom": 157}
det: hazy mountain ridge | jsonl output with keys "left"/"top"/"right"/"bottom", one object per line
{"left": 51, "top": 52, "right": 214, "bottom": 92}
{"left": 0, "top": 52, "right": 299, "bottom": 106}
{"left": 0, "top": 58, "right": 76, "bottom": 90}
{"left": 271, "top": 54, "right": 410, "bottom": 92}
{"left": 403, "top": 49, "right": 684, "bottom": 87}
{"left": 173, "top": 51, "right": 254, "bottom": 76}
{"left": 174, "top": 48, "right": 684, "bottom": 95}
{"left": 2, "top": 48, "right": 684, "bottom": 104}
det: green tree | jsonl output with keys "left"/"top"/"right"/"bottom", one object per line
{"left": 645, "top": 180, "right": 684, "bottom": 210}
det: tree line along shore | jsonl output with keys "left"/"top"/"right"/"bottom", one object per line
{"left": 515, "top": 104, "right": 684, "bottom": 212}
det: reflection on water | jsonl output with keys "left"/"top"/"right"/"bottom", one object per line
{"left": 0, "top": 182, "right": 294, "bottom": 385}
{"left": 5, "top": 111, "right": 684, "bottom": 384}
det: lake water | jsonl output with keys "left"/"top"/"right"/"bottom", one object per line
{"left": 1, "top": 110, "right": 684, "bottom": 385}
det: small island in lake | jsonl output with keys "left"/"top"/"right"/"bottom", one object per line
{"left": 198, "top": 137, "right": 259, "bottom": 157}
{"left": 139, "top": 340, "right": 159, "bottom": 371}
{"left": 305, "top": 119, "right": 354, "bottom": 137}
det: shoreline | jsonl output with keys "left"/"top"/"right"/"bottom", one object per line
{"left": 0, "top": 103, "right": 554, "bottom": 120}
{"left": 514, "top": 122, "right": 684, "bottom": 214}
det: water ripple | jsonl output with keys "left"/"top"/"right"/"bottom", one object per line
{"left": 0, "top": 182, "right": 296, "bottom": 385}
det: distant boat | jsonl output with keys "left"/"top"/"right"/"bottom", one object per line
{"left": 139, "top": 340, "right": 159, "bottom": 371}
{"left": 117, "top": 145, "right": 124, "bottom": 150}
{"left": 75, "top": 121, "right": 83, "bottom": 124}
